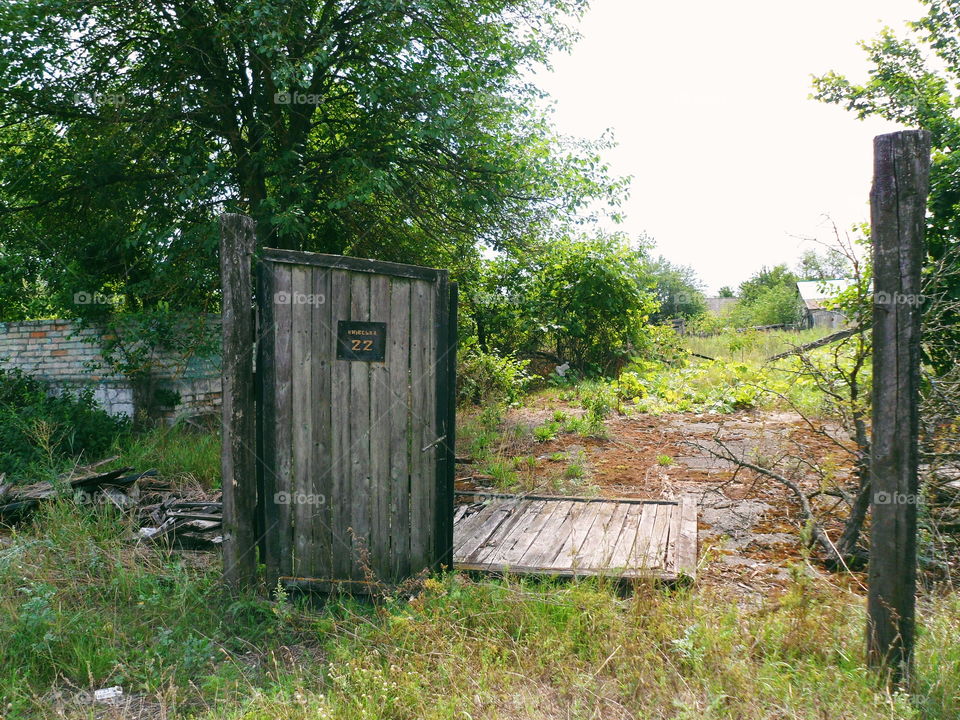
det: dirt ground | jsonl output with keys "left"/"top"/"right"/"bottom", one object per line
{"left": 457, "top": 405, "right": 865, "bottom": 598}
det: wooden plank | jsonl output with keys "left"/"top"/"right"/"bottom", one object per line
{"left": 311, "top": 267, "right": 333, "bottom": 579}
{"left": 434, "top": 274, "right": 455, "bottom": 568}
{"left": 568, "top": 500, "right": 618, "bottom": 568}
{"left": 468, "top": 498, "right": 536, "bottom": 566}
{"left": 272, "top": 263, "right": 294, "bottom": 578}
{"left": 329, "top": 269, "right": 352, "bottom": 581}
{"left": 643, "top": 503, "right": 672, "bottom": 571}
{"left": 630, "top": 502, "right": 662, "bottom": 571}
{"left": 454, "top": 490, "right": 677, "bottom": 506}
{"left": 291, "top": 266, "right": 313, "bottom": 577}
{"left": 261, "top": 248, "right": 442, "bottom": 282}
{"left": 219, "top": 213, "right": 258, "bottom": 590}
{"left": 387, "top": 279, "right": 412, "bottom": 582}
{"left": 664, "top": 500, "right": 682, "bottom": 575}
{"left": 548, "top": 501, "right": 607, "bottom": 572}
{"left": 255, "top": 261, "right": 279, "bottom": 584}
{"left": 408, "top": 278, "right": 434, "bottom": 570}
{"left": 515, "top": 500, "right": 577, "bottom": 569}
{"left": 607, "top": 503, "right": 646, "bottom": 571}
{"left": 456, "top": 501, "right": 516, "bottom": 561}
{"left": 580, "top": 501, "right": 631, "bottom": 568}
{"left": 348, "top": 272, "right": 372, "bottom": 580}
{"left": 368, "top": 273, "right": 391, "bottom": 581}
{"left": 481, "top": 500, "right": 548, "bottom": 566}
{"left": 452, "top": 501, "right": 503, "bottom": 554}
{"left": 675, "top": 495, "right": 698, "bottom": 579}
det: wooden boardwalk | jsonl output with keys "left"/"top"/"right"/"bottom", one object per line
{"left": 452, "top": 493, "right": 697, "bottom": 581}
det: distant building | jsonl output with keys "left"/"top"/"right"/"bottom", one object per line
{"left": 704, "top": 296, "right": 738, "bottom": 315}
{"left": 796, "top": 279, "right": 852, "bottom": 330}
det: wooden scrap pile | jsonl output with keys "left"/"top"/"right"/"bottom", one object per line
{"left": 137, "top": 498, "right": 223, "bottom": 549}
{"left": 0, "top": 467, "right": 157, "bottom": 523}
{"left": 0, "top": 463, "right": 224, "bottom": 550}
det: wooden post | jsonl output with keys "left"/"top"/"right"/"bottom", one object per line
{"left": 867, "top": 129, "right": 930, "bottom": 684}
{"left": 219, "top": 213, "right": 258, "bottom": 591}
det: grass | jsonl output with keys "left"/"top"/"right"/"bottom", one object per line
{"left": 2, "top": 500, "right": 959, "bottom": 718}
{"left": 683, "top": 328, "right": 832, "bottom": 365}
{"left": 105, "top": 422, "right": 222, "bottom": 488}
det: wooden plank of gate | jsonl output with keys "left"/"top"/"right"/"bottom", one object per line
{"left": 291, "top": 265, "right": 313, "bottom": 576}
{"left": 388, "top": 279, "right": 412, "bottom": 581}
{"left": 349, "top": 273, "right": 372, "bottom": 580}
{"left": 330, "top": 269, "right": 352, "bottom": 581}
{"left": 368, "top": 273, "right": 391, "bottom": 581}
{"left": 311, "top": 267, "right": 333, "bottom": 578}
{"left": 495, "top": 498, "right": 567, "bottom": 567}
{"left": 664, "top": 500, "right": 682, "bottom": 577}
{"left": 257, "top": 262, "right": 280, "bottom": 583}
{"left": 273, "top": 264, "right": 294, "bottom": 577}
{"left": 569, "top": 499, "right": 617, "bottom": 571}
{"left": 408, "top": 279, "right": 433, "bottom": 570}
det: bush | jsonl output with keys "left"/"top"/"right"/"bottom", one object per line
{"left": 456, "top": 343, "right": 532, "bottom": 406}
{"left": 0, "top": 368, "right": 128, "bottom": 480}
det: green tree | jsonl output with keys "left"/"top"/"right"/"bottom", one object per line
{"left": 0, "top": 0, "right": 624, "bottom": 323}
{"left": 717, "top": 286, "right": 735, "bottom": 298}
{"left": 812, "top": 0, "right": 960, "bottom": 368}
{"left": 737, "top": 264, "right": 798, "bottom": 306}
{"left": 473, "top": 235, "right": 657, "bottom": 375}
{"left": 646, "top": 256, "right": 707, "bottom": 323}
{"left": 795, "top": 249, "right": 850, "bottom": 281}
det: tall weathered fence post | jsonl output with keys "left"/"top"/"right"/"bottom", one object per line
{"left": 867, "top": 129, "right": 930, "bottom": 684}
{"left": 219, "top": 213, "right": 258, "bottom": 590}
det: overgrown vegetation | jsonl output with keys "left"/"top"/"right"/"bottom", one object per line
{"left": 0, "top": 368, "right": 128, "bottom": 481}
{"left": 2, "top": 501, "right": 959, "bottom": 719}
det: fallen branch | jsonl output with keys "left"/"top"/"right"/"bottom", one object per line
{"left": 765, "top": 325, "right": 863, "bottom": 362}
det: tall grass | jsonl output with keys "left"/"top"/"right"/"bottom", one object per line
{"left": 684, "top": 328, "right": 833, "bottom": 365}
{"left": 2, "top": 501, "right": 958, "bottom": 719}
{"left": 107, "top": 423, "right": 222, "bottom": 487}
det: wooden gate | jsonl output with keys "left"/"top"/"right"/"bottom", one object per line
{"left": 255, "top": 249, "right": 457, "bottom": 590}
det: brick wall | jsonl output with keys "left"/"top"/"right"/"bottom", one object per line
{"left": 0, "top": 318, "right": 222, "bottom": 421}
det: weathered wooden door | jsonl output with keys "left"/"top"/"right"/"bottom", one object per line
{"left": 255, "top": 249, "right": 457, "bottom": 590}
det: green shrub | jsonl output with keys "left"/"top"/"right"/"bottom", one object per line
{"left": 0, "top": 368, "right": 128, "bottom": 481}
{"left": 456, "top": 343, "right": 532, "bottom": 406}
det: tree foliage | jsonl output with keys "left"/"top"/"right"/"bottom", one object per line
{"left": 646, "top": 256, "right": 706, "bottom": 323}
{"left": 812, "top": 0, "right": 960, "bottom": 368}
{"left": 0, "top": 0, "right": 625, "bottom": 325}
{"left": 468, "top": 235, "right": 658, "bottom": 375}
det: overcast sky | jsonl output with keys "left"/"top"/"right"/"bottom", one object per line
{"left": 532, "top": 0, "right": 924, "bottom": 294}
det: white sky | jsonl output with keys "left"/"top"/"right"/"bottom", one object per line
{"left": 532, "top": 0, "right": 924, "bottom": 294}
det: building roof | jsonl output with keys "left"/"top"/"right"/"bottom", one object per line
{"left": 795, "top": 279, "right": 853, "bottom": 310}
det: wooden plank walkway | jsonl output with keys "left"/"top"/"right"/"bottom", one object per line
{"left": 452, "top": 492, "right": 697, "bottom": 581}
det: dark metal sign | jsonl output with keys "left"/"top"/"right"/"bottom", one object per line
{"left": 336, "top": 320, "right": 387, "bottom": 362}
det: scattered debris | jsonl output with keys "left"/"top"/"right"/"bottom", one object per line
{"left": 0, "top": 463, "right": 224, "bottom": 549}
